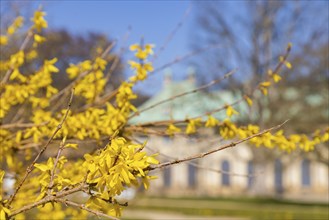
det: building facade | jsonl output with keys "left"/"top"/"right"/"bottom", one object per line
{"left": 131, "top": 73, "right": 329, "bottom": 202}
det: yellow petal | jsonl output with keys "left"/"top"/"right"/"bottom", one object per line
{"left": 129, "top": 44, "right": 141, "bottom": 51}
{"left": 260, "top": 81, "right": 271, "bottom": 87}
{"left": 245, "top": 96, "right": 253, "bottom": 107}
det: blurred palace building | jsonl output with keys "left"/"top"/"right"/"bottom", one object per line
{"left": 130, "top": 69, "right": 329, "bottom": 202}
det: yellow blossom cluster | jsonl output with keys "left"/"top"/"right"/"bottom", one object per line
{"left": 0, "top": 57, "right": 58, "bottom": 118}
{"left": 164, "top": 107, "right": 328, "bottom": 153}
{"left": 166, "top": 124, "right": 181, "bottom": 136}
{"left": 83, "top": 137, "right": 158, "bottom": 217}
{"left": 128, "top": 43, "right": 154, "bottom": 82}
{"left": 219, "top": 120, "right": 329, "bottom": 152}
{"left": 72, "top": 58, "right": 107, "bottom": 102}
{"left": 186, "top": 118, "right": 202, "bottom": 134}
{"left": 31, "top": 10, "right": 48, "bottom": 32}
{"left": 0, "top": 16, "right": 24, "bottom": 46}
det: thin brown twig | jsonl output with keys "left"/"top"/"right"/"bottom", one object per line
{"left": 155, "top": 149, "right": 259, "bottom": 177}
{"left": 105, "top": 27, "right": 131, "bottom": 84}
{"left": 8, "top": 182, "right": 87, "bottom": 218}
{"left": 131, "top": 136, "right": 260, "bottom": 178}
{"left": 8, "top": 195, "right": 57, "bottom": 217}
{"left": 47, "top": 139, "right": 66, "bottom": 195}
{"left": 17, "top": 143, "right": 41, "bottom": 150}
{"left": 55, "top": 182, "right": 86, "bottom": 198}
{"left": 125, "top": 126, "right": 167, "bottom": 135}
{"left": 150, "top": 43, "right": 223, "bottom": 76}
{"left": 55, "top": 198, "right": 120, "bottom": 220}
{"left": 10, "top": 102, "right": 28, "bottom": 123}
{"left": 0, "top": 121, "right": 49, "bottom": 129}
{"left": 246, "top": 43, "right": 292, "bottom": 100}
{"left": 6, "top": 89, "right": 75, "bottom": 206}
{"left": 152, "top": 4, "right": 192, "bottom": 62}
{"left": 187, "top": 161, "right": 262, "bottom": 177}
{"left": 128, "top": 69, "right": 236, "bottom": 120}
{"left": 146, "top": 120, "right": 289, "bottom": 171}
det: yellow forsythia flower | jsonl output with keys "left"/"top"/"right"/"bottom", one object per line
{"left": 268, "top": 69, "right": 282, "bottom": 83}
{"left": 31, "top": 10, "right": 48, "bottom": 32}
{"left": 0, "top": 35, "right": 8, "bottom": 45}
{"left": 186, "top": 118, "right": 202, "bottom": 134}
{"left": 26, "top": 50, "right": 38, "bottom": 60}
{"left": 66, "top": 64, "right": 80, "bottom": 79}
{"left": 7, "top": 16, "right": 24, "bottom": 35}
{"left": 226, "top": 105, "right": 239, "bottom": 118}
{"left": 10, "top": 50, "right": 24, "bottom": 68}
{"left": 129, "top": 44, "right": 141, "bottom": 51}
{"left": 205, "top": 115, "right": 219, "bottom": 127}
{"left": 279, "top": 56, "right": 292, "bottom": 69}
{"left": 166, "top": 124, "right": 181, "bottom": 136}
{"left": 244, "top": 96, "right": 253, "bottom": 107}
{"left": 44, "top": 58, "right": 59, "bottom": 73}
{"left": 260, "top": 81, "right": 271, "bottom": 87}
{"left": 34, "top": 34, "right": 46, "bottom": 44}
{"left": 130, "top": 43, "right": 154, "bottom": 60}
{"left": 93, "top": 57, "right": 107, "bottom": 70}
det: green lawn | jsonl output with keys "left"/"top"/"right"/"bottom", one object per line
{"left": 123, "top": 196, "right": 329, "bottom": 220}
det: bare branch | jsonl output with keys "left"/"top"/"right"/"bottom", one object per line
{"left": 151, "top": 43, "right": 223, "bottom": 76}
{"left": 130, "top": 136, "right": 260, "bottom": 178}
{"left": 105, "top": 27, "right": 131, "bottom": 84}
{"left": 8, "top": 182, "right": 87, "bottom": 218}
{"left": 8, "top": 195, "right": 57, "bottom": 217}
{"left": 0, "top": 121, "right": 49, "bottom": 129}
{"left": 152, "top": 4, "right": 192, "bottom": 61}
{"left": 55, "top": 198, "right": 120, "bottom": 220}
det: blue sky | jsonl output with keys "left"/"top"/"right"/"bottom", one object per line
{"left": 26, "top": 1, "right": 195, "bottom": 94}
{"left": 2, "top": 1, "right": 327, "bottom": 94}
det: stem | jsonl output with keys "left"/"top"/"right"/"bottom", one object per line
{"left": 55, "top": 198, "right": 120, "bottom": 220}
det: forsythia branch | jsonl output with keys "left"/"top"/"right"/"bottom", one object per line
{"left": 6, "top": 89, "right": 74, "bottom": 206}
{"left": 147, "top": 120, "right": 289, "bottom": 171}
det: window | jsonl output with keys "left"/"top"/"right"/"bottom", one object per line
{"left": 247, "top": 161, "right": 254, "bottom": 188}
{"left": 163, "top": 135, "right": 172, "bottom": 144}
{"left": 221, "top": 160, "right": 230, "bottom": 186}
{"left": 188, "top": 134, "right": 199, "bottom": 143}
{"left": 188, "top": 163, "right": 197, "bottom": 187}
{"left": 163, "top": 167, "right": 171, "bottom": 187}
{"left": 301, "top": 159, "right": 311, "bottom": 187}
{"left": 274, "top": 159, "right": 283, "bottom": 193}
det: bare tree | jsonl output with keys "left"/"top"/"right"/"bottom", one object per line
{"left": 191, "top": 1, "right": 329, "bottom": 194}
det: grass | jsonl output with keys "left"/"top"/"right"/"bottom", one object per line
{"left": 123, "top": 195, "right": 329, "bottom": 220}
